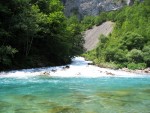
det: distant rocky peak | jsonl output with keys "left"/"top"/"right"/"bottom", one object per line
{"left": 61, "top": 0, "right": 143, "bottom": 17}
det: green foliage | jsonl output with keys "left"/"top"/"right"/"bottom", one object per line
{"left": 81, "top": 16, "right": 96, "bottom": 30}
{"left": 0, "top": 46, "right": 18, "bottom": 66}
{"left": 114, "top": 49, "right": 128, "bottom": 63}
{"left": 83, "top": 1, "right": 150, "bottom": 69}
{"left": 95, "top": 12, "right": 108, "bottom": 26}
{"left": 0, "top": 0, "right": 84, "bottom": 70}
{"left": 127, "top": 63, "right": 146, "bottom": 70}
{"left": 105, "top": 47, "right": 116, "bottom": 62}
{"left": 120, "top": 32, "right": 145, "bottom": 50}
{"left": 126, "top": 49, "right": 143, "bottom": 63}
{"left": 80, "top": 12, "right": 108, "bottom": 30}
{"left": 99, "top": 34, "right": 108, "bottom": 44}
{"left": 66, "top": 15, "right": 85, "bottom": 56}
{"left": 142, "top": 44, "right": 150, "bottom": 66}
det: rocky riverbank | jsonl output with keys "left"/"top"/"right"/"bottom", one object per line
{"left": 120, "top": 68, "right": 150, "bottom": 74}
{"left": 0, "top": 57, "right": 149, "bottom": 78}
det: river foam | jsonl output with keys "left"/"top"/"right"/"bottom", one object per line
{"left": 0, "top": 57, "right": 149, "bottom": 78}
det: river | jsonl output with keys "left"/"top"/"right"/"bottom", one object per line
{"left": 0, "top": 57, "right": 150, "bottom": 113}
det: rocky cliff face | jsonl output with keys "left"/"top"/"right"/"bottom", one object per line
{"left": 62, "top": 0, "right": 134, "bottom": 17}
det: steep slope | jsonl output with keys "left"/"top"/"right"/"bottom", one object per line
{"left": 83, "top": 0, "right": 150, "bottom": 69}
{"left": 62, "top": 0, "right": 132, "bottom": 17}
{"left": 84, "top": 21, "right": 114, "bottom": 51}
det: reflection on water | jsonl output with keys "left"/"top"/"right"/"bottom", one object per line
{"left": 0, "top": 77, "right": 150, "bottom": 113}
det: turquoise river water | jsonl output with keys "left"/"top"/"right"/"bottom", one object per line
{"left": 0, "top": 76, "right": 150, "bottom": 113}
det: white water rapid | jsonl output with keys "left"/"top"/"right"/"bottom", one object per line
{"left": 0, "top": 57, "right": 148, "bottom": 78}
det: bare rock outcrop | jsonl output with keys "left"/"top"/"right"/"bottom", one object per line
{"left": 62, "top": 0, "right": 129, "bottom": 17}
{"left": 84, "top": 21, "right": 114, "bottom": 51}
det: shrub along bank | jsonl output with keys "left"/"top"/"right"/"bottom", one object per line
{"left": 82, "top": 0, "right": 150, "bottom": 70}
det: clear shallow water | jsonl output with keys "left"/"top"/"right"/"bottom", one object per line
{"left": 0, "top": 76, "right": 150, "bottom": 113}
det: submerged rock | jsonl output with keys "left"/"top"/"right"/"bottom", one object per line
{"left": 38, "top": 101, "right": 59, "bottom": 108}
{"left": 0, "top": 101, "right": 11, "bottom": 109}
{"left": 48, "top": 105, "right": 80, "bottom": 113}
{"left": 96, "top": 90, "right": 139, "bottom": 107}
{"left": 62, "top": 66, "right": 70, "bottom": 70}
{"left": 114, "top": 91, "right": 133, "bottom": 97}
{"left": 19, "top": 95, "right": 37, "bottom": 101}
{"left": 97, "top": 90, "right": 133, "bottom": 98}
{"left": 0, "top": 101, "right": 12, "bottom": 111}
{"left": 51, "top": 69, "right": 57, "bottom": 72}
{"left": 143, "top": 89, "right": 150, "bottom": 94}
{"left": 15, "top": 108, "right": 33, "bottom": 113}
{"left": 69, "top": 92, "right": 92, "bottom": 104}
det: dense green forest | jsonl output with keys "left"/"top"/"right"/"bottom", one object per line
{"left": 0, "top": 0, "right": 84, "bottom": 70}
{"left": 83, "top": 0, "right": 150, "bottom": 70}
{"left": 1, "top": 0, "right": 149, "bottom": 71}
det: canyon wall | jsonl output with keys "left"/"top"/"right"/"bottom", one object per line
{"left": 62, "top": 0, "right": 134, "bottom": 17}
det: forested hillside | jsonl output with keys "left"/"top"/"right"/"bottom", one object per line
{"left": 83, "top": 0, "right": 150, "bottom": 70}
{"left": 1, "top": 0, "right": 149, "bottom": 71}
{"left": 0, "top": 0, "right": 84, "bottom": 70}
